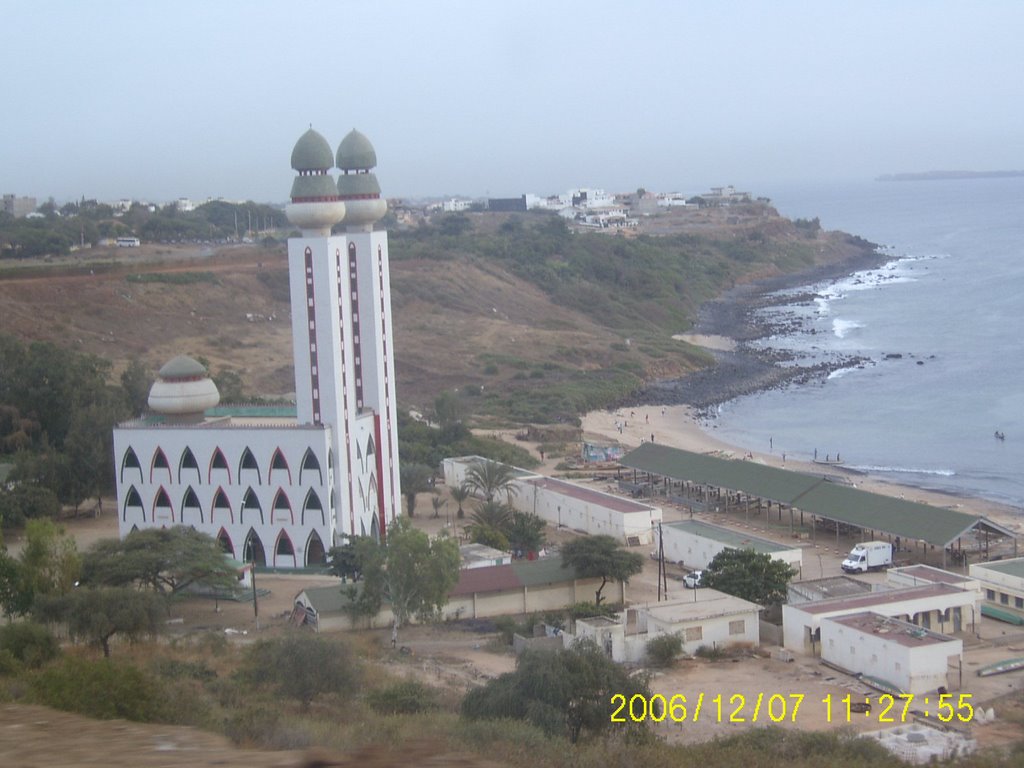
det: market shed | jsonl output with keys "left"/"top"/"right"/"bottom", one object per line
{"left": 620, "top": 444, "right": 1016, "bottom": 564}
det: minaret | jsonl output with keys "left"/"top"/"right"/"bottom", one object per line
{"left": 336, "top": 129, "right": 401, "bottom": 538}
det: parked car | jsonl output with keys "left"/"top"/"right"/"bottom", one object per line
{"left": 682, "top": 570, "right": 704, "bottom": 589}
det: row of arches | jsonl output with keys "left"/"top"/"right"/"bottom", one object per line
{"left": 122, "top": 484, "right": 330, "bottom": 526}
{"left": 121, "top": 446, "right": 328, "bottom": 487}
{"left": 124, "top": 525, "right": 327, "bottom": 567}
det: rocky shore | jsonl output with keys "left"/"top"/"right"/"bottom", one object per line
{"left": 630, "top": 246, "right": 888, "bottom": 413}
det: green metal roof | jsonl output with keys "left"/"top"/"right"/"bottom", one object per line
{"left": 158, "top": 355, "right": 207, "bottom": 379}
{"left": 291, "top": 173, "right": 338, "bottom": 200}
{"left": 205, "top": 404, "right": 297, "bottom": 417}
{"left": 621, "top": 443, "right": 1016, "bottom": 549}
{"left": 974, "top": 557, "right": 1024, "bottom": 580}
{"left": 337, "top": 172, "right": 381, "bottom": 197}
{"left": 664, "top": 519, "right": 793, "bottom": 553}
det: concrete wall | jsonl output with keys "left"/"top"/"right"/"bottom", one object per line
{"left": 647, "top": 611, "right": 759, "bottom": 655}
{"left": 969, "top": 560, "right": 1024, "bottom": 621}
{"left": 821, "top": 618, "right": 962, "bottom": 694}
{"left": 661, "top": 524, "right": 802, "bottom": 572}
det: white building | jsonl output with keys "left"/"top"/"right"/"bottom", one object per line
{"left": 782, "top": 583, "right": 978, "bottom": 656}
{"left": 820, "top": 612, "right": 963, "bottom": 694}
{"left": 969, "top": 557, "right": 1024, "bottom": 625}
{"left": 112, "top": 127, "right": 402, "bottom": 567}
{"left": 570, "top": 589, "right": 761, "bottom": 663}
{"left": 441, "top": 457, "right": 663, "bottom": 545}
{"left": 659, "top": 519, "right": 803, "bottom": 573}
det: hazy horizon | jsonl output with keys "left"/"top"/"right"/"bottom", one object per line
{"left": 4, "top": 1, "right": 1023, "bottom": 203}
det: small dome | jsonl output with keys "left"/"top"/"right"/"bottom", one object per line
{"left": 336, "top": 129, "right": 377, "bottom": 171}
{"left": 149, "top": 356, "right": 219, "bottom": 415}
{"left": 158, "top": 355, "right": 208, "bottom": 380}
{"left": 291, "top": 127, "right": 334, "bottom": 171}
{"left": 337, "top": 172, "right": 381, "bottom": 198}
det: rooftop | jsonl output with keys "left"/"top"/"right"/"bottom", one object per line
{"left": 825, "top": 611, "right": 959, "bottom": 648}
{"left": 642, "top": 589, "right": 761, "bottom": 623}
{"left": 796, "top": 583, "right": 969, "bottom": 616}
{"left": 788, "top": 576, "right": 873, "bottom": 601}
{"left": 889, "top": 564, "right": 973, "bottom": 585}
{"left": 664, "top": 519, "right": 794, "bottom": 553}
{"left": 972, "top": 557, "right": 1024, "bottom": 580}
{"left": 526, "top": 476, "right": 658, "bottom": 515}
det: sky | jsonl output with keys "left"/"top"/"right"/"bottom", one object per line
{"left": 4, "top": 0, "right": 1024, "bottom": 203}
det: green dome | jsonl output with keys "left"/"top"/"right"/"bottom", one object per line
{"left": 337, "top": 172, "right": 381, "bottom": 198}
{"left": 291, "top": 174, "right": 339, "bottom": 200}
{"left": 291, "top": 128, "right": 334, "bottom": 171}
{"left": 158, "top": 355, "right": 208, "bottom": 380}
{"left": 336, "top": 129, "right": 377, "bottom": 171}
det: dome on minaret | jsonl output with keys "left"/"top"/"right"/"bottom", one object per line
{"left": 336, "top": 129, "right": 377, "bottom": 171}
{"left": 336, "top": 128, "right": 387, "bottom": 229}
{"left": 285, "top": 126, "right": 346, "bottom": 235}
{"left": 290, "top": 128, "right": 335, "bottom": 171}
{"left": 148, "top": 355, "right": 220, "bottom": 417}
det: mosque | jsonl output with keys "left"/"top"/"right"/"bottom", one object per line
{"left": 111, "top": 127, "right": 402, "bottom": 568}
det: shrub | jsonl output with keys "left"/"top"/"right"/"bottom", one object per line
{"left": 236, "top": 632, "right": 359, "bottom": 710}
{"left": 30, "top": 656, "right": 165, "bottom": 721}
{"left": 646, "top": 633, "right": 682, "bottom": 667}
{"left": 366, "top": 679, "right": 437, "bottom": 715}
{"left": 0, "top": 622, "right": 60, "bottom": 668}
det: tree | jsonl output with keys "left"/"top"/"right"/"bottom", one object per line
{"left": 80, "top": 527, "right": 240, "bottom": 602}
{"left": 461, "top": 638, "right": 651, "bottom": 743}
{"left": 560, "top": 535, "right": 643, "bottom": 606}
{"left": 399, "top": 462, "right": 433, "bottom": 517}
{"left": 701, "top": 548, "right": 796, "bottom": 606}
{"left": 433, "top": 389, "right": 466, "bottom": 427}
{"left": 464, "top": 459, "right": 518, "bottom": 503}
{"left": 384, "top": 518, "right": 460, "bottom": 643}
{"left": 430, "top": 493, "right": 444, "bottom": 519}
{"left": 449, "top": 483, "right": 471, "bottom": 519}
{"left": 326, "top": 535, "right": 379, "bottom": 582}
{"left": 120, "top": 358, "right": 151, "bottom": 415}
{"left": 237, "top": 633, "right": 359, "bottom": 711}
{"left": 506, "top": 511, "right": 546, "bottom": 555}
{"left": 34, "top": 587, "right": 163, "bottom": 658}
{"left": 16, "top": 519, "right": 80, "bottom": 608}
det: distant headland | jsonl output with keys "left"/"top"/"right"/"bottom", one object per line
{"left": 877, "top": 170, "right": 1024, "bottom": 182}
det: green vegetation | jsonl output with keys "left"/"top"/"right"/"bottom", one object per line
{"left": 645, "top": 632, "right": 683, "bottom": 667}
{"left": 236, "top": 633, "right": 359, "bottom": 711}
{"left": 702, "top": 548, "right": 797, "bottom": 606}
{"left": 397, "top": 413, "right": 538, "bottom": 469}
{"left": 126, "top": 271, "right": 219, "bottom": 285}
{"left": 560, "top": 534, "right": 645, "bottom": 605}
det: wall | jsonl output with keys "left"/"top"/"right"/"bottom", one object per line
{"left": 648, "top": 611, "right": 759, "bottom": 655}
{"left": 660, "top": 524, "right": 802, "bottom": 572}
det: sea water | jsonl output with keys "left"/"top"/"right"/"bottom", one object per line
{"left": 705, "top": 177, "right": 1024, "bottom": 507}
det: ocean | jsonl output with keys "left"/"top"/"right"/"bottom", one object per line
{"left": 704, "top": 177, "right": 1024, "bottom": 508}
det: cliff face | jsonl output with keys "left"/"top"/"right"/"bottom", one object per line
{"left": 0, "top": 207, "right": 876, "bottom": 423}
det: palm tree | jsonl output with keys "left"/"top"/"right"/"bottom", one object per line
{"left": 431, "top": 493, "right": 444, "bottom": 519}
{"left": 449, "top": 483, "right": 471, "bottom": 519}
{"left": 464, "top": 459, "right": 518, "bottom": 503}
{"left": 399, "top": 462, "right": 434, "bottom": 518}
{"left": 469, "top": 499, "right": 513, "bottom": 533}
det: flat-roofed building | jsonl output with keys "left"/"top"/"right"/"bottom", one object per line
{"left": 659, "top": 519, "right": 803, "bottom": 573}
{"left": 969, "top": 557, "right": 1024, "bottom": 625}
{"left": 820, "top": 612, "right": 963, "bottom": 694}
{"left": 788, "top": 575, "right": 873, "bottom": 605}
{"left": 782, "top": 583, "right": 977, "bottom": 655}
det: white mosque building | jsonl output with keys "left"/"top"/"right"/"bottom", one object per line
{"left": 112, "top": 127, "right": 402, "bottom": 568}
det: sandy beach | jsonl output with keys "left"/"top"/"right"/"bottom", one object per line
{"left": 581, "top": 402, "right": 1024, "bottom": 535}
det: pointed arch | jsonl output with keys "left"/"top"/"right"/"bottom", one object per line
{"left": 370, "top": 513, "right": 380, "bottom": 543}
{"left": 210, "top": 486, "right": 233, "bottom": 524}
{"left": 366, "top": 435, "right": 376, "bottom": 457}
{"left": 274, "top": 529, "right": 296, "bottom": 568}
{"left": 305, "top": 530, "right": 327, "bottom": 566}
{"left": 178, "top": 447, "right": 200, "bottom": 484}
{"left": 302, "top": 489, "right": 324, "bottom": 526}
{"left": 121, "top": 447, "right": 143, "bottom": 484}
{"left": 216, "top": 527, "right": 235, "bottom": 558}
{"left": 272, "top": 489, "right": 294, "bottom": 525}
{"left": 299, "top": 448, "right": 322, "bottom": 485}
{"left": 181, "top": 486, "right": 203, "bottom": 524}
{"left": 123, "top": 485, "right": 145, "bottom": 522}
{"left": 241, "top": 487, "right": 264, "bottom": 525}
{"left": 242, "top": 529, "right": 266, "bottom": 567}
{"left": 150, "top": 447, "right": 171, "bottom": 484}
{"left": 238, "top": 447, "right": 262, "bottom": 485}
{"left": 208, "top": 447, "right": 231, "bottom": 484}
{"left": 328, "top": 448, "right": 334, "bottom": 471}
{"left": 129, "top": 524, "right": 140, "bottom": 534}
{"left": 152, "top": 486, "right": 173, "bottom": 523}
{"left": 269, "top": 448, "right": 291, "bottom": 485}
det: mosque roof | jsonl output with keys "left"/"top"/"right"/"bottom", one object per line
{"left": 158, "top": 355, "right": 208, "bottom": 380}
{"left": 290, "top": 127, "right": 335, "bottom": 171}
{"left": 336, "top": 129, "right": 377, "bottom": 171}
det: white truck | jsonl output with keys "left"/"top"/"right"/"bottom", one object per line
{"left": 841, "top": 541, "right": 893, "bottom": 573}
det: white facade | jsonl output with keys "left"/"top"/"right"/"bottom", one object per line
{"left": 659, "top": 519, "right": 803, "bottom": 573}
{"left": 969, "top": 557, "right": 1024, "bottom": 622}
{"left": 442, "top": 457, "right": 662, "bottom": 544}
{"left": 820, "top": 612, "right": 963, "bottom": 694}
{"left": 782, "top": 583, "right": 977, "bottom": 656}
{"left": 569, "top": 590, "right": 761, "bottom": 663}
{"left": 112, "top": 128, "right": 402, "bottom": 567}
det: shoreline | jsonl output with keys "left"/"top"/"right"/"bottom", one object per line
{"left": 580, "top": 403, "right": 1023, "bottom": 534}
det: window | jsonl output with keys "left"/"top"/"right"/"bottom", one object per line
{"left": 303, "top": 489, "right": 324, "bottom": 526}
{"left": 151, "top": 448, "right": 171, "bottom": 483}
{"left": 179, "top": 447, "right": 200, "bottom": 484}
{"left": 986, "top": 589, "right": 996, "bottom": 600}
{"left": 728, "top": 620, "right": 745, "bottom": 636}
{"left": 276, "top": 532, "right": 295, "bottom": 557}
{"left": 272, "top": 489, "right": 293, "bottom": 524}
{"left": 684, "top": 626, "right": 702, "bottom": 642}
{"left": 241, "top": 487, "right": 264, "bottom": 525}
{"left": 1000, "top": 593, "right": 1009, "bottom": 605}
{"left": 238, "top": 448, "right": 261, "bottom": 484}
{"left": 269, "top": 448, "right": 291, "bottom": 484}
{"left": 1016, "top": 597, "right": 1023, "bottom": 609}
{"left": 211, "top": 488, "right": 233, "bottom": 523}
{"left": 121, "top": 447, "right": 143, "bottom": 483}
{"left": 209, "top": 448, "right": 231, "bottom": 484}
{"left": 181, "top": 487, "right": 202, "bottom": 523}
{"left": 300, "top": 448, "right": 322, "bottom": 485}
